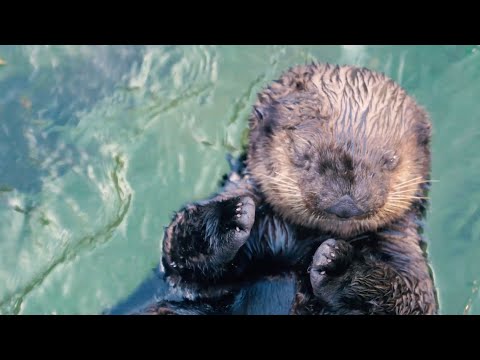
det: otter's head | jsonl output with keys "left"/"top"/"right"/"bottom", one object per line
{"left": 247, "top": 64, "right": 432, "bottom": 238}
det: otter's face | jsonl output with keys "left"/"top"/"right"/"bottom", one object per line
{"left": 287, "top": 136, "right": 392, "bottom": 222}
{"left": 247, "top": 66, "right": 431, "bottom": 238}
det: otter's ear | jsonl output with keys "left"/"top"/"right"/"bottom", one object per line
{"left": 416, "top": 121, "right": 431, "bottom": 146}
{"left": 249, "top": 105, "right": 267, "bottom": 130}
{"left": 258, "top": 106, "right": 278, "bottom": 136}
{"left": 253, "top": 106, "right": 265, "bottom": 121}
{"left": 406, "top": 104, "right": 432, "bottom": 146}
{"left": 250, "top": 105, "right": 272, "bottom": 126}
{"left": 248, "top": 103, "right": 279, "bottom": 146}
{"left": 413, "top": 109, "right": 432, "bottom": 146}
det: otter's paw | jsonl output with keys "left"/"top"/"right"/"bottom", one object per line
{"left": 309, "top": 239, "right": 353, "bottom": 293}
{"left": 217, "top": 195, "right": 255, "bottom": 246}
{"left": 198, "top": 195, "right": 256, "bottom": 266}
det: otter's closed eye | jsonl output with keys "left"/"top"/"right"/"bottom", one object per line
{"left": 292, "top": 153, "right": 311, "bottom": 169}
{"left": 382, "top": 153, "right": 399, "bottom": 171}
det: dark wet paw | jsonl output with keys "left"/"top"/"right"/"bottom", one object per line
{"left": 219, "top": 195, "right": 255, "bottom": 240}
{"left": 204, "top": 195, "right": 256, "bottom": 264}
{"left": 309, "top": 239, "right": 353, "bottom": 292}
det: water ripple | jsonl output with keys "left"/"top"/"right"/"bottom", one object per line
{"left": 0, "top": 154, "right": 132, "bottom": 314}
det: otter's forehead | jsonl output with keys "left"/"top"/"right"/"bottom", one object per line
{"left": 311, "top": 65, "right": 413, "bottom": 138}
{"left": 254, "top": 63, "right": 420, "bottom": 143}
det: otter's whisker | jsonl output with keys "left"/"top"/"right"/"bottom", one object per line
{"left": 263, "top": 175, "right": 297, "bottom": 187}
{"left": 395, "top": 176, "right": 428, "bottom": 187}
{"left": 394, "top": 178, "right": 439, "bottom": 188}
{"left": 393, "top": 180, "right": 436, "bottom": 190}
{"left": 273, "top": 173, "right": 300, "bottom": 185}
{"left": 272, "top": 187, "right": 300, "bottom": 195}
{"left": 394, "top": 180, "right": 436, "bottom": 187}
{"left": 274, "top": 188, "right": 300, "bottom": 193}
{"left": 389, "top": 198, "right": 413, "bottom": 203}
{"left": 390, "top": 188, "right": 424, "bottom": 195}
{"left": 389, "top": 202, "right": 412, "bottom": 208}
{"left": 387, "top": 203, "right": 411, "bottom": 210}
{"left": 388, "top": 200, "right": 411, "bottom": 206}
{"left": 391, "top": 196, "right": 429, "bottom": 200}
{"left": 272, "top": 182, "right": 299, "bottom": 190}
{"left": 269, "top": 182, "right": 299, "bottom": 190}
{"left": 277, "top": 173, "right": 299, "bottom": 183}
{"left": 394, "top": 176, "right": 425, "bottom": 186}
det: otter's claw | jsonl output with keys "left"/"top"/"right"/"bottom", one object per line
{"left": 223, "top": 196, "right": 255, "bottom": 232}
{"left": 309, "top": 238, "right": 353, "bottom": 296}
{"left": 216, "top": 195, "right": 256, "bottom": 254}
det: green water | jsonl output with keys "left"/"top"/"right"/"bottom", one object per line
{"left": 0, "top": 45, "right": 479, "bottom": 315}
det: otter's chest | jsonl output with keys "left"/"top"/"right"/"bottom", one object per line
{"left": 235, "top": 207, "right": 325, "bottom": 274}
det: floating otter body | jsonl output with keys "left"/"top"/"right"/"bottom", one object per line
{"left": 134, "top": 63, "right": 437, "bottom": 315}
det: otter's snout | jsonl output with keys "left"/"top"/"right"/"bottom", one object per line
{"left": 325, "top": 195, "right": 364, "bottom": 219}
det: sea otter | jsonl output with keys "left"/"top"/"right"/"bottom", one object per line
{"left": 134, "top": 63, "right": 437, "bottom": 315}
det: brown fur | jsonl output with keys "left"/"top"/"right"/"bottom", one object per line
{"left": 248, "top": 63, "right": 432, "bottom": 238}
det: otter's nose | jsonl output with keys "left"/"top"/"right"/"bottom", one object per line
{"left": 325, "top": 195, "right": 364, "bottom": 219}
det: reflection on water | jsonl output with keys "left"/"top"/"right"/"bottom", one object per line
{"left": 0, "top": 45, "right": 479, "bottom": 314}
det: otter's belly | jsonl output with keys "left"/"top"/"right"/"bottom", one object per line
{"left": 231, "top": 273, "right": 297, "bottom": 315}
{"left": 237, "top": 210, "right": 323, "bottom": 276}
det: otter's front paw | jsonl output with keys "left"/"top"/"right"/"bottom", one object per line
{"left": 163, "top": 194, "right": 256, "bottom": 277}
{"left": 210, "top": 195, "right": 255, "bottom": 263}
{"left": 219, "top": 196, "right": 255, "bottom": 236}
{"left": 309, "top": 239, "right": 353, "bottom": 297}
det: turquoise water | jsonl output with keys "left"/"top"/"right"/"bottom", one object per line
{"left": 0, "top": 45, "right": 479, "bottom": 315}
